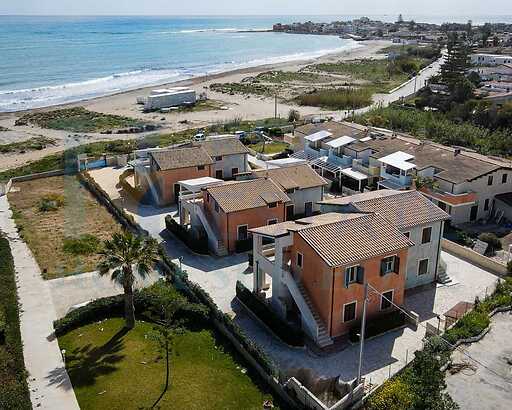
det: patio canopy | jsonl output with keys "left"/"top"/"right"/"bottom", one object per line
{"left": 178, "top": 177, "right": 224, "bottom": 193}
{"left": 378, "top": 151, "right": 416, "bottom": 171}
{"left": 310, "top": 157, "right": 342, "bottom": 174}
{"left": 341, "top": 167, "right": 368, "bottom": 181}
{"left": 326, "top": 135, "right": 356, "bottom": 149}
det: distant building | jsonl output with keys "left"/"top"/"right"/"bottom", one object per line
{"left": 471, "top": 53, "right": 512, "bottom": 66}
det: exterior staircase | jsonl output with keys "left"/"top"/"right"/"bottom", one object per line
{"left": 296, "top": 282, "right": 334, "bottom": 348}
{"left": 437, "top": 257, "right": 452, "bottom": 285}
{"left": 216, "top": 240, "right": 228, "bottom": 257}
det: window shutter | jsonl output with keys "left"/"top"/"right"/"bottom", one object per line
{"left": 356, "top": 266, "right": 365, "bottom": 284}
{"left": 394, "top": 256, "right": 400, "bottom": 274}
{"left": 344, "top": 271, "right": 349, "bottom": 288}
{"left": 380, "top": 260, "right": 386, "bottom": 276}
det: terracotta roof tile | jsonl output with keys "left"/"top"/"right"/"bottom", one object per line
{"left": 206, "top": 178, "right": 290, "bottom": 213}
{"left": 150, "top": 147, "right": 213, "bottom": 170}
{"left": 195, "top": 137, "right": 250, "bottom": 157}
{"left": 253, "top": 165, "right": 328, "bottom": 191}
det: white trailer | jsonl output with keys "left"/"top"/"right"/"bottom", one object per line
{"left": 143, "top": 88, "right": 196, "bottom": 111}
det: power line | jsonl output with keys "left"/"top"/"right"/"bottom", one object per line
{"left": 363, "top": 282, "right": 511, "bottom": 384}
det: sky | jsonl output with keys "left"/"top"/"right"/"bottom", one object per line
{"left": 0, "top": 0, "right": 511, "bottom": 17}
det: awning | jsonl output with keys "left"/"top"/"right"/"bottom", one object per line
{"left": 310, "top": 157, "right": 342, "bottom": 174}
{"left": 304, "top": 130, "right": 332, "bottom": 142}
{"left": 341, "top": 167, "right": 368, "bottom": 181}
{"left": 326, "top": 135, "right": 355, "bottom": 148}
{"left": 378, "top": 151, "right": 416, "bottom": 171}
{"left": 178, "top": 177, "right": 224, "bottom": 192}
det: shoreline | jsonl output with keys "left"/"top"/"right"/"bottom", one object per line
{"left": 0, "top": 39, "right": 391, "bottom": 172}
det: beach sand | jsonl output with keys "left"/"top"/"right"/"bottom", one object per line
{"left": 0, "top": 39, "right": 390, "bottom": 172}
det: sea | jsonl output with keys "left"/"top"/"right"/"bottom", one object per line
{"left": 1, "top": 14, "right": 512, "bottom": 112}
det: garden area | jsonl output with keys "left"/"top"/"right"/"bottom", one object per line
{"left": 248, "top": 140, "right": 290, "bottom": 155}
{"left": 55, "top": 281, "right": 277, "bottom": 410}
{"left": 0, "top": 237, "right": 32, "bottom": 409}
{"left": 15, "top": 107, "right": 147, "bottom": 133}
{"left": 8, "top": 175, "right": 121, "bottom": 279}
{"left": 0, "top": 135, "right": 56, "bottom": 154}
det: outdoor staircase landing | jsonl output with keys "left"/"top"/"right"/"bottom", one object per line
{"left": 437, "top": 269, "right": 452, "bottom": 285}
{"left": 296, "top": 282, "right": 333, "bottom": 348}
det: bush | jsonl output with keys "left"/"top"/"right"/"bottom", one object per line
{"left": 296, "top": 88, "right": 373, "bottom": 110}
{"left": 165, "top": 215, "right": 209, "bottom": 254}
{"left": 349, "top": 310, "right": 405, "bottom": 342}
{"left": 0, "top": 308, "right": 5, "bottom": 344}
{"left": 236, "top": 281, "right": 304, "bottom": 346}
{"left": 444, "top": 309, "right": 490, "bottom": 344}
{"left": 478, "top": 232, "right": 502, "bottom": 253}
{"left": 366, "top": 377, "right": 415, "bottom": 410}
{"left": 62, "top": 234, "right": 101, "bottom": 255}
{"left": 37, "top": 192, "right": 65, "bottom": 212}
{"left": 288, "top": 109, "right": 300, "bottom": 122}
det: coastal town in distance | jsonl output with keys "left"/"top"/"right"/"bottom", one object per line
{"left": 1, "top": 4, "right": 512, "bottom": 410}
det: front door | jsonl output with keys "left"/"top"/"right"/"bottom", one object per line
{"left": 470, "top": 204, "right": 478, "bottom": 221}
{"left": 215, "top": 169, "right": 223, "bottom": 179}
{"left": 286, "top": 204, "right": 294, "bottom": 221}
{"left": 305, "top": 202, "right": 313, "bottom": 216}
{"left": 237, "top": 225, "right": 248, "bottom": 241}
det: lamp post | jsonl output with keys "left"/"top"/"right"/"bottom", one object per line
{"left": 357, "top": 282, "right": 368, "bottom": 384}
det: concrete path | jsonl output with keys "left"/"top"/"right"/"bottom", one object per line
{"left": 0, "top": 195, "right": 80, "bottom": 410}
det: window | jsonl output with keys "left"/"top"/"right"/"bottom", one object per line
{"left": 267, "top": 219, "right": 278, "bottom": 225}
{"left": 503, "top": 174, "right": 508, "bottom": 184}
{"left": 215, "top": 156, "right": 223, "bottom": 161}
{"left": 403, "top": 231, "right": 410, "bottom": 239}
{"left": 231, "top": 167, "right": 239, "bottom": 176}
{"left": 237, "top": 225, "right": 248, "bottom": 241}
{"left": 484, "top": 198, "right": 490, "bottom": 211}
{"left": 488, "top": 175, "right": 493, "bottom": 186}
{"left": 421, "top": 227, "right": 432, "bottom": 244}
{"left": 418, "top": 259, "right": 429, "bottom": 276}
{"left": 380, "top": 290, "right": 394, "bottom": 310}
{"left": 268, "top": 202, "right": 277, "bottom": 208}
{"left": 343, "top": 301, "right": 357, "bottom": 323}
{"left": 297, "top": 252, "right": 303, "bottom": 268}
{"left": 381, "top": 256, "right": 396, "bottom": 275}
{"left": 305, "top": 202, "right": 313, "bottom": 216}
{"left": 215, "top": 169, "right": 223, "bottom": 179}
{"left": 198, "top": 165, "right": 205, "bottom": 171}
{"left": 345, "top": 265, "right": 358, "bottom": 284}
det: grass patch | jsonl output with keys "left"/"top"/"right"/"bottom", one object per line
{"left": 255, "top": 70, "right": 323, "bottom": 84}
{"left": 16, "top": 107, "right": 145, "bottom": 133}
{"left": 59, "top": 318, "right": 275, "bottom": 410}
{"left": 38, "top": 192, "right": 66, "bottom": 212}
{"left": 296, "top": 87, "right": 373, "bottom": 110}
{"left": 8, "top": 175, "right": 121, "bottom": 279}
{"left": 0, "top": 237, "right": 32, "bottom": 409}
{"left": 248, "top": 141, "right": 289, "bottom": 154}
{"left": 0, "top": 136, "right": 56, "bottom": 154}
{"left": 210, "top": 82, "right": 274, "bottom": 96}
{"left": 63, "top": 234, "right": 101, "bottom": 256}
{"left": 175, "top": 99, "right": 226, "bottom": 112}
{"left": 0, "top": 126, "right": 10, "bottom": 132}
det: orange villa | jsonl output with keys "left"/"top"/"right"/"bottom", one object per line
{"left": 179, "top": 178, "right": 290, "bottom": 255}
{"left": 250, "top": 212, "right": 413, "bottom": 347}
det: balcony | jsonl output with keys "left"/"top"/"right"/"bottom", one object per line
{"left": 380, "top": 167, "right": 413, "bottom": 189}
{"left": 419, "top": 186, "right": 477, "bottom": 206}
{"left": 328, "top": 151, "right": 352, "bottom": 167}
{"left": 352, "top": 159, "right": 380, "bottom": 177}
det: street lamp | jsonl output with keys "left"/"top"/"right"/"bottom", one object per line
{"left": 357, "top": 282, "right": 368, "bottom": 384}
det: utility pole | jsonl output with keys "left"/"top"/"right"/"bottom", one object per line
{"left": 274, "top": 94, "right": 278, "bottom": 119}
{"left": 357, "top": 282, "right": 368, "bottom": 384}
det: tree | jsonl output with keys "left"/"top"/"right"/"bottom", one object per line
{"left": 287, "top": 109, "right": 300, "bottom": 123}
{"left": 98, "top": 232, "right": 159, "bottom": 329}
{"left": 397, "top": 14, "right": 404, "bottom": 24}
{"left": 439, "top": 33, "right": 471, "bottom": 90}
{"left": 150, "top": 299, "right": 185, "bottom": 408}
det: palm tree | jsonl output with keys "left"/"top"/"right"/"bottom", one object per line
{"left": 98, "top": 232, "right": 159, "bottom": 329}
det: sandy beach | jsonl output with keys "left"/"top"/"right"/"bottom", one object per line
{"left": 0, "top": 39, "right": 390, "bottom": 172}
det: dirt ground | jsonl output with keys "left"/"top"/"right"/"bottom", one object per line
{"left": 7, "top": 175, "right": 121, "bottom": 279}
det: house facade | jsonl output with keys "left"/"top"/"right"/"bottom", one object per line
{"left": 319, "top": 190, "right": 450, "bottom": 289}
{"left": 250, "top": 213, "right": 412, "bottom": 347}
{"left": 252, "top": 164, "right": 328, "bottom": 219}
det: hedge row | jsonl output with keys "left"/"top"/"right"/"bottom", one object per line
{"left": 349, "top": 310, "right": 405, "bottom": 343}
{"left": 0, "top": 237, "right": 32, "bottom": 410}
{"left": 53, "top": 279, "right": 208, "bottom": 337}
{"left": 164, "top": 215, "right": 208, "bottom": 254}
{"left": 236, "top": 281, "right": 304, "bottom": 347}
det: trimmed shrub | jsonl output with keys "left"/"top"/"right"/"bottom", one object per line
{"left": 349, "top": 310, "right": 405, "bottom": 342}
{"left": 165, "top": 215, "right": 209, "bottom": 254}
{"left": 478, "top": 232, "right": 502, "bottom": 253}
{"left": 236, "top": 281, "right": 304, "bottom": 347}
{"left": 444, "top": 309, "right": 490, "bottom": 344}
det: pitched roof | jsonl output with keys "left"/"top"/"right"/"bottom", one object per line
{"left": 298, "top": 213, "right": 413, "bottom": 267}
{"left": 150, "top": 147, "right": 213, "bottom": 170}
{"left": 252, "top": 212, "right": 412, "bottom": 267}
{"left": 195, "top": 137, "right": 249, "bottom": 157}
{"left": 252, "top": 165, "right": 328, "bottom": 191}
{"left": 320, "top": 190, "right": 450, "bottom": 229}
{"left": 206, "top": 178, "right": 290, "bottom": 213}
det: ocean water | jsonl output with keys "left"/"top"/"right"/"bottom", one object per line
{"left": 2, "top": 15, "right": 512, "bottom": 113}
{"left": 0, "top": 16, "right": 361, "bottom": 112}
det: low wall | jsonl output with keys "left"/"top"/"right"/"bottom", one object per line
{"left": 441, "top": 239, "right": 508, "bottom": 276}
{"left": 0, "top": 169, "right": 69, "bottom": 196}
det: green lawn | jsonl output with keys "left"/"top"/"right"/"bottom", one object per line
{"left": 59, "top": 318, "right": 274, "bottom": 410}
{"left": 0, "top": 136, "right": 56, "bottom": 154}
{"left": 0, "top": 237, "right": 32, "bottom": 409}
{"left": 248, "top": 141, "right": 289, "bottom": 154}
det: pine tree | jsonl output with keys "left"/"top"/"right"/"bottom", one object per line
{"left": 439, "top": 33, "right": 470, "bottom": 90}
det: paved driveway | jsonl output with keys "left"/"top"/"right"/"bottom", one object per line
{"left": 446, "top": 311, "right": 512, "bottom": 410}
